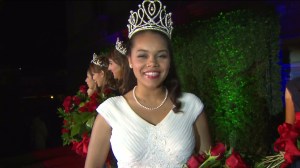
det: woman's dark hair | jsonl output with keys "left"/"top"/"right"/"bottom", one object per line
{"left": 122, "top": 30, "right": 182, "bottom": 112}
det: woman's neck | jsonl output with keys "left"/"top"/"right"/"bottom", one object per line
{"left": 134, "top": 85, "right": 165, "bottom": 99}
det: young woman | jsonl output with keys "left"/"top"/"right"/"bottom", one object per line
{"left": 90, "top": 53, "right": 115, "bottom": 94}
{"left": 85, "top": 63, "right": 97, "bottom": 97}
{"left": 107, "top": 37, "right": 130, "bottom": 94}
{"left": 85, "top": 1, "right": 211, "bottom": 167}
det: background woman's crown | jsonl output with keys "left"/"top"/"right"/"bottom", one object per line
{"left": 127, "top": 0, "right": 173, "bottom": 39}
{"left": 91, "top": 53, "right": 108, "bottom": 68}
{"left": 115, "top": 37, "right": 127, "bottom": 55}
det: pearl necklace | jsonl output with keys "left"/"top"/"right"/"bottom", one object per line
{"left": 133, "top": 86, "right": 168, "bottom": 111}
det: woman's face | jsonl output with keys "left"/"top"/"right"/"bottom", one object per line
{"left": 92, "top": 71, "right": 104, "bottom": 87}
{"left": 128, "top": 31, "right": 170, "bottom": 89}
{"left": 108, "top": 58, "right": 122, "bottom": 80}
{"left": 85, "top": 72, "right": 96, "bottom": 90}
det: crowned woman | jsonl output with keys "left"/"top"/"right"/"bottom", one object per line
{"left": 85, "top": 0, "right": 211, "bottom": 167}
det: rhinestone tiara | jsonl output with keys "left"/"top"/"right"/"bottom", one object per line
{"left": 127, "top": 0, "right": 173, "bottom": 39}
{"left": 115, "top": 37, "right": 127, "bottom": 55}
{"left": 91, "top": 53, "right": 108, "bottom": 68}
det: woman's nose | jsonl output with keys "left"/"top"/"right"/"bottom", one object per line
{"left": 147, "top": 57, "right": 158, "bottom": 67}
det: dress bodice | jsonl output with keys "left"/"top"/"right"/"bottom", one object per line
{"left": 97, "top": 92, "right": 204, "bottom": 168}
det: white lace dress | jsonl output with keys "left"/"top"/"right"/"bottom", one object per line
{"left": 97, "top": 92, "right": 204, "bottom": 168}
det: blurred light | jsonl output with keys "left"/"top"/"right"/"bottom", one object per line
{"left": 50, "top": 95, "right": 54, "bottom": 99}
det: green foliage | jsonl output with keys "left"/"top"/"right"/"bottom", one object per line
{"left": 173, "top": 8, "right": 281, "bottom": 160}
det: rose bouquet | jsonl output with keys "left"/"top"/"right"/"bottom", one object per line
{"left": 256, "top": 121, "right": 300, "bottom": 168}
{"left": 57, "top": 85, "right": 116, "bottom": 156}
{"left": 183, "top": 142, "right": 248, "bottom": 168}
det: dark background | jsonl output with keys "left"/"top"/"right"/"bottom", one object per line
{"left": 0, "top": 0, "right": 299, "bottom": 158}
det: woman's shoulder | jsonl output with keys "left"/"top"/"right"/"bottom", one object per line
{"left": 180, "top": 92, "right": 201, "bottom": 101}
{"left": 97, "top": 95, "right": 125, "bottom": 113}
{"left": 180, "top": 92, "right": 203, "bottom": 106}
{"left": 102, "top": 95, "right": 124, "bottom": 105}
{"left": 179, "top": 92, "right": 204, "bottom": 118}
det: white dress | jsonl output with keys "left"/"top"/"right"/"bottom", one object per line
{"left": 97, "top": 92, "right": 204, "bottom": 168}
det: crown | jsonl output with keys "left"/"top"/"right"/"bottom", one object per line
{"left": 91, "top": 53, "right": 108, "bottom": 68}
{"left": 127, "top": 0, "right": 173, "bottom": 39}
{"left": 115, "top": 37, "right": 127, "bottom": 55}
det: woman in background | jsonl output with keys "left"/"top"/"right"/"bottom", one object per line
{"left": 85, "top": 62, "right": 98, "bottom": 97}
{"left": 108, "top": 37, "right": 130, "bottom": 94}
{"left": 91, "top": 53, "right": 115, "bottom": 94}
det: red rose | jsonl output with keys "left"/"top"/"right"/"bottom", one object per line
{"left": 63, "top": 120, "right": 68, "bottom": 126}
{"left": 187, "top": 155, "right": 200, "bottom": 168}
{"left": 61, "top": 128, "right": 69, "bottom": 134}
{"left": 211, "top": 142, "right": 226, "bottom": 160}
{"left": 62, "top": 96, "right": 72, "bottom": 112}
{"left": 72, "top": 134, "right": 90, "bottom": 156}
{"left": 90, "top": 92, "right": 99, "bottom": 100}
{"left": 225, "top": 149, "right": 247, "bottom": 168}
{"left": 79, "top": 105, "right": 88, "bottom": 113}
{"left": 274, "top": 138, "right": 286, "bottom": 152}
{"left": 281, "top": 139, "right": 300, "bottom": 166}
{"left": 274, "top": 122, "right": 300, "bottom": 152}
{"left": 78, "top": 100, "right": 97, "bottom": 113}
{"left": 79, "top": 85, "right": 87, "bottom": 94}
{"left": 186, "top": 154, "right": 206, "bottom": 168}
{"left": 293, "top": 120, "right": 300, "bottom": 130}
{"left": 72, "top": 96, "right": 81, "bottom": 105}
{"left": 87, "top": 100, "right": 99, "bottom": 112}
{"left": 278, "top": 123, "right": 299, "bottom": 142}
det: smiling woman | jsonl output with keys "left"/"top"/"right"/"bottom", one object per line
{"left": 84, "top": 0, "right": 211, "bottom": 167}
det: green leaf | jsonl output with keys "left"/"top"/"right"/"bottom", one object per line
{"left": 86, "top": 116, "right": 96, "bottom": 128}
{"left": 71, "top": 123, "right": 81, "bottom": 137}
{"left": 73, "top": 112, "right": 94, "bottom": 124}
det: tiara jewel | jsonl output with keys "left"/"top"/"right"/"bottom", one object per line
{"left": 115, "top": 37, "right": 127, "bottom": 55}
{"left": 127, "top": 0, "right": 173, "bottom": 39}
{"left": 91, "top": 53, "right": 108, "bottom": 68}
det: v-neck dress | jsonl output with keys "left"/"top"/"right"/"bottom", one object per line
{"left": 97, "top": 92, "right": 204, "bottom": 168}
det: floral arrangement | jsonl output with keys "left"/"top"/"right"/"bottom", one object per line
{"left": 57, "top": 85, "right": 116, "bottom": 156}
{"left": 183, "top": 142, "right": 248, "bottom": 168}
{"left": 256, "top": 121, "right": 300, "bottom": 168}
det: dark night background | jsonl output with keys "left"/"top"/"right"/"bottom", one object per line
{"left": 0, "top": 0, "right": 300, "bottom": 160}
{"left": 0, "top": 1, "right": 68, "bottom": 158}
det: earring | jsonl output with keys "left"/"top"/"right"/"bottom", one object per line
{"left": 129, "top": 64, "right": 132, "bottom": 68}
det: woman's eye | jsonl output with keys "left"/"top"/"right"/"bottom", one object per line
{"left": 137, "top": 54, "right": 147, "bottom": 58}
{"left": 158, "top": 54, "right": 167, "bottom": 58}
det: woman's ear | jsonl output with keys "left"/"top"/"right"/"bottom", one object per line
{"left": 100, "top": 71, "right": 104, "bottom": 77}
